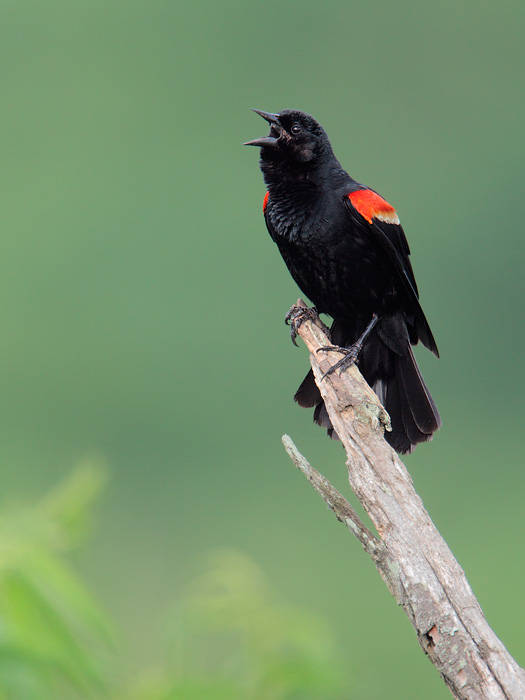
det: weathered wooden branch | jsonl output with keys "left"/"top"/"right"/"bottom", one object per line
{"left": 282, "top": 302, "right": 525, "bottom": 700}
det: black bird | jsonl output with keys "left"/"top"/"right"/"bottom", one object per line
{"left": 246, "top": 109, "right": 441, "bottom": 453}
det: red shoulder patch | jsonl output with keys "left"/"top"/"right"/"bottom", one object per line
{"left": 263, "top": 191, "right": 269, "bottom": 213}
{"left": 348, "top": 189, "right": 400, "bottom": 225}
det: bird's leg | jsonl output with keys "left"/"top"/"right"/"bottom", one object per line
{"left": 285, "top": 301, "right": 331, "bottom": 347}
{"left": 317, "top": 314, "right": 379, "bottom": 379}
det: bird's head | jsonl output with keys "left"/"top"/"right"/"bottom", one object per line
{"left": 244, "top": 109, "right": 333, "bottom": 164}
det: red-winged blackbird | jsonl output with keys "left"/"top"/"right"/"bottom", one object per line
{"left": 246, "top": 109, "right": 441, "bottom": 454}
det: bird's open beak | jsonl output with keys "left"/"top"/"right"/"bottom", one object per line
{"left": 250, "top": 109, "right": 280, "bottom": 124}
{"left": 244, "top": 109, "right": 281, "bottom": 147}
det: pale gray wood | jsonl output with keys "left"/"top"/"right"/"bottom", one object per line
{"left": 283, "top": 303, "right": 525, "bottom": 700}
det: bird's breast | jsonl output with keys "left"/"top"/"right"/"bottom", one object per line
{"left": 266, "top": 193, "right": 399, "bottom": 317}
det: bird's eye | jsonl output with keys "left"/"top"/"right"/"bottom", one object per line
{"left": 291, "top": 123, "right": 302, "bottom": 135}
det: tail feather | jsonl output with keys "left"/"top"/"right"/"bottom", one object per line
{"left": 387, "top": 348, "right": 440, "bottom": 453}
{"left": 390, "top": 366, "right": 431, "bottom": 453}
{"left": 295, "top": 370, "right": 340, "bottom": 439}
{"left": 396, "top": 346, "right": 441, "bottom": 434}
{"left": 294, "top": 368, "right": 320, "bottom": 408}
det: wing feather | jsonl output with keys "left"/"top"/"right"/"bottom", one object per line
{"left": 343, "top": 191, "right": 439, "bottom": 357}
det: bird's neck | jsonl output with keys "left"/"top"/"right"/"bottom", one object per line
{"left": 261, "top": 154, "right": 346, "bottom": 196}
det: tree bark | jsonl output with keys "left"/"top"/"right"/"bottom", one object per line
{"left": 282, "top": 302, "right": 525, "bottom": 700}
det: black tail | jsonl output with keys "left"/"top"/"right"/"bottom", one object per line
{"left": 294, "top": 317, "right": 441, "bottom": 454}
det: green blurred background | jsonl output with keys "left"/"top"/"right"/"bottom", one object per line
{"left": 1, "top": 0, "right": 524, "bottom": 697}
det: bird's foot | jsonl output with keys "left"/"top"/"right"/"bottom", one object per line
{"left": 317, "top": 344, "right": 361, "bottom": 379}
{"left": 317, "top": 313, "right": 380, "bottom": 379}
{"left": 285, "top": 301, "right": 330, "bottom": 347}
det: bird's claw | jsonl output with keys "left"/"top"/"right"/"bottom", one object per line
{"left": 317, "top": 314, "right": 378, "bottom": 379}
{"left": 317, "top": 344, "right": 361, "bottom": 380}
{"left": 285, "top": 304, "right": 328, "bottom": 346}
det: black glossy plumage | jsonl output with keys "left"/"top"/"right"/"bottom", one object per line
{"left": 247, "top": 109, "right": 441, "bottom": 453}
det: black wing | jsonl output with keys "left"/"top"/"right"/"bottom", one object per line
{"left": 343, "top": 194, "right": 439, "bottom": 357}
